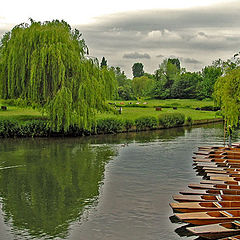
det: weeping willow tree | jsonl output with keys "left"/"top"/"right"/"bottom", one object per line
{"left": 214, "top": 67, "right": 240, "bottom": 127}
{"left": 0, "top": 19, "right": 117, "bottom": 132}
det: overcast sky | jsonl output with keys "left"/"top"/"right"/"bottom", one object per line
{"left": 1, "top": 0, "right": 239, "bottom": 77}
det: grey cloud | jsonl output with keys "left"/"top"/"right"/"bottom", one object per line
{"left": 156, "top": 54, "right": 164, "bottom": 58}
{"left": 180, "top": 57, "right": 202, "bottom": 64}
{"left": 123, "top": 52, "right": 151, "bottom": 59}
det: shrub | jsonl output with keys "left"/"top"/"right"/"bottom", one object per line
{"left": 135, "top": 116, "right": 158, "bottom": 131}
{"left": 186, "top": 116, "right": 192, "bottom": 125}
{"left": 158, "top": 113, "right": 185, "bottom": 128}
{"left": 124, "top": 119, "right": 135, "bottom": 131}
{"left": 0, "top": 120, "right": 50, "bottom": 137}
{"left": 96, "top": 118, "right": 124, "bottom": 134}
{"left": 0, "top": 120, "right": 19, "bottom": 137}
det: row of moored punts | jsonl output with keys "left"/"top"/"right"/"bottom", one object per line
{"left": 170, "top": 143, "right": 240, "bottom": 239}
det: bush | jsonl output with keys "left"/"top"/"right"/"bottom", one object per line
{"left": 96, "top": 118, "right": 124, "bottom": 134}
{"left": 124, "top": 119, "right": 135, "bottom": 131}
{"left": 158, "top": 113, "right": 185, "bottom": 128}
{"left": 186, "top": 116, "right": 192, "bottom": 125}
{"left": 0, "top": 120, "right": 50, "bottom": 137}
{"left": 135, "top": 116, "right": 158, "bottom": 131}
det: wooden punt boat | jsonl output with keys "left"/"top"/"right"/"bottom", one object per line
{"left": 173, "top": 194, "right": 240, "bottom": 203}
{"left": 170, "top": 201, "right": 240, "bottom": 213}
{"left": 188, "top": 183, "right": 240, "bottom": 191}
{"left": 194, "top": 150, "right": 240, "bottom": 156}
{"left": 195, "top": 154, "right": 240, "bottom": 160}
{"left": 193, "top": 158, "right": 240, "bottom": 163}
{"left": 179, "top": 188, "right": 240, "bottom": 196}
{"left": 194, "top": 163, "right": 240, "bottom": 170}
{"left": 210, "top": 176, "right": 240, "bottom": 182}
{"left": 175, "top": 210, "right": 240, "bottom": 225}
{"left": 187, "top": 221, "right": 240, "bottom": 239}
{"left": 204, "top": 169, "right": 240, "bottom": 175}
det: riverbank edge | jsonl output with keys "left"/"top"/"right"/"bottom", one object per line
{"left": 0, "top": 117, "right": 223, "bottom": 138}
{"left": 113, "top": 118, "right": 224, "bottom": 133}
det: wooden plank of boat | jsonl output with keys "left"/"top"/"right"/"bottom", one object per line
{"left": 188, "top": 183, "right": 240, "bottom": 190}
{"left": 175, "top": 210, "right": 240, "bottom": 225}
{"left": 200, "top": 180, "right": 240, "bottom": 185}
{"left": 204, "top": 169, "right": 240, "bottom": 174}
{"left": 173, "top": 194, "right": 240, "bottom": 203}
{"left": 187, "top": 221, "right": 240, "bottom": 239}
{"left": 170, "top": 201, "right": 240, "bottom": 213}
{"left": 202, "top": 166, "right": 228, "bottom": 171}
{"left": 219, "top": 234, "right": 240, "bottom": 239}
{"left": 210, "top": 176, "right": 238, "bottom": 182}
{"left": 207, "top": 173, "right": 240, "bottom": 178}
{"left": 179, "top": 188, "right": 240, "bottom": 196}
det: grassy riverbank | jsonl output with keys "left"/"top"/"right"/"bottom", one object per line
{"left": 0, "top": 98, "right": 222, "bottom": 137}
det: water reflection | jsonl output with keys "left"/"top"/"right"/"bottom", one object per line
{"left": 0, "top": 139, "right": 116, "bottom": 239}
{"left": 0, "top": 122, "right": 235, "bottom": 239}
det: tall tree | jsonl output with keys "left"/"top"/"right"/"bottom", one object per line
{"left": 132, "top": 62, "right": 144, "bottom": 78}
{"left": 100, "top": 57, "right": 107, "bottom": 68}
{"left": 0, "top": 20, "right": 117, "bottom": 132}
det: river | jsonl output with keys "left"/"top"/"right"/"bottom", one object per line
{"left": 0, "top": 123, "right": 238, "bottom": 240}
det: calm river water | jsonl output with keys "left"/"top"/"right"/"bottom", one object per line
{"left": 0, "top": 123, "right": 239, "bottom": 240}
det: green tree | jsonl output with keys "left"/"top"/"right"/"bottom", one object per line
{"left": 171, "top": 72, "right": 201, "bottom": 99}
{"left": 168, "top": 58, "right": 181, "bottom": 71}
{"left": 112, "top": 66, "right": 134, "bottom": 100}
{"left": 132, "top": 62, "right": 144, "bottom": 78}
{"left": 152, "top": 59, "right": 180, "bottom": 99}
{"left": 198, "top": 65, "right": 222, "bottom": 99}
{"left": 0, "top": 20, "right": 117, "bottom": 132}
{"left": 214, "top": 67, "right": 240, "bottom": 127}
{"left": 132, "top": 76, "right": 154, "bottom": 98}
{"left": 100, "top": 57, "right": 107, "bottom": 68}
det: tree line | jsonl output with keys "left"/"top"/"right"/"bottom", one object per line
{"left": 107, "top": 57, "right": 240, "bottom": 101}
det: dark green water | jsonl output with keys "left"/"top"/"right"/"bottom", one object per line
{"left": 0, "top": 123, "right": 238, "bottom": 240}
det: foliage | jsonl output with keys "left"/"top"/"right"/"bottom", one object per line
{"left": 198, "top": 65, "right": 222, "bottom": 99}
{"left": 132, "top": 62, "right": 144, "bottom": 78}
{"left": 0, "top": 20, "right": 117, "bottom": 132}
{"left": 158, "top": 113, "right": 185, "bottom": 128}
{"left": 153, "top": 59, "right": 180, "bottom": 99}
{"left": 135, "top": 116, "right": 158, "bottom": 131}
{"left": 132, "top": 76, "right": 154, "bottom": 98}
{"left": 0, "top": 120, "right": 50, "bottom": 137}
{"left": 100, "top": 57, "right": 107, "bottom": 68}
{"left": 214, "top": 67, "right": 240, "bottom": 127}
{"left": 112, "top": 67, "right": 134, "bottom": 100}
{"left": 96, "top": 118, "right": 124, "bottom": 133}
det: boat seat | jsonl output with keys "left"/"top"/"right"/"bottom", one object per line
{"left": 234, "top": 220, "right": 240, "bottom": 226}
{"left": 213, "top": 202, "right": 222, "bottom": 208}
{"left": 216, "top": 195, "right": 222, "bottom": 201}
{"left": 220, "top": 211, "right": 234, "bottom": 217}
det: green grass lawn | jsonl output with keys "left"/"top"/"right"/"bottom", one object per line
{"left": 0, "top": 98, "right": 220, "bottom": 122}
{"left": 98, "top": 106, "right": 218, "bottom": 121}
{"left": 0, "top": 100, "right": 45, "bottom": 122}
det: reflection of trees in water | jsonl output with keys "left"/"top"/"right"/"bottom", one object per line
{"left": 0, "top": 140, "right": 116, "bottom": 239}
{"left": 0, "top": 122, "right": 224, "bottom": 239}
